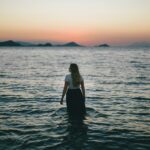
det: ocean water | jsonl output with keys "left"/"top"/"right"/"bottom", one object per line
{"left": 0, "top": 47, "right": 150, "bottom": 150}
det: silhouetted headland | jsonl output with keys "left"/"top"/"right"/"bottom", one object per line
{"left": 1, "top": 40, "right": 149, "bottom": 48}
{"left": 0, "top": 40, "right": 83, "bottom": 47}
{"left": 62, "top": 42, "right": 82, "bottom": 47}
{"left": 98, "top": 44, "right": 110, "bottom": 47}
{"left": 0, "top": 40, "right": 21, "bottom": 46}
{"left": 55, "top": 42, "right": 82, "bottom": 47}
{"left": 37, "top": 43, "right": 52, "bottom": 47}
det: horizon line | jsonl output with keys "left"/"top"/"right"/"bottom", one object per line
{"left": 0, "top": 39, "right": 150, "bottom": 47}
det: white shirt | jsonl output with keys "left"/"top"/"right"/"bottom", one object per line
{"left": 65, "top": 74, "right": 83, "bottom": 89}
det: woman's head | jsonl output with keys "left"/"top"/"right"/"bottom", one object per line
{"left": 69, "top": 63, "right": 79, "bottom": 74}
{"left": 69, "top": 63, "right": 81, "bottom": 87}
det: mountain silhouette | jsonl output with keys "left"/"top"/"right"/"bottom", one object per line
{"left": 0, "top": 40, "right": 21, "bottom": 46}
{"left": 61, "top": 42, "right": 82, "bottom": 47}
{"left": 37, "top": 43, "right": 52, "bottom": 47}
{"left": 98, "top": 44, "right": 110, "bottom": 47}
{"left": 0, "top": 40, "right": 112, "bottom": 47}
{"left": 0, "top": 40, "right": 53, "bottom": 47}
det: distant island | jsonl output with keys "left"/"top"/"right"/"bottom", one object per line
{"left": 1, "top": 40, "right": 149, "bottom": 47}
{"left": 0, "top": 40, "right": 110, "bottom": 47}
{"left": 37, "top": 43, "right": 52, "bottom": 47}
{"left": 0, "top": 40, "right": 82, "bottom": 47}
{"left": 54, "top": 42, "right": 82, "bottom": 47}
{"left": 0, "top": 40, "right": 21, "bottom": 46}
{"left": 0, "top": 40, "right": 53, "bottom": 47}
{"left": 98, "top": 44, "right": 110, "bottom": 47}
{"left": 62, "top": 42, "right": 82, "bottom": 47}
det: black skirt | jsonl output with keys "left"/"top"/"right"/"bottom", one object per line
{"left": 66, "top": 88, "right": 86, "bottom": 116}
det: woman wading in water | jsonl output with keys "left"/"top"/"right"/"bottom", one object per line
{"left": 60, "top": 64, "right": 86, "bottom": 117}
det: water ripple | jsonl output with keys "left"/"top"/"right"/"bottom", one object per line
{"left": 0, "top": 47, "right": 150, "bottom": 150}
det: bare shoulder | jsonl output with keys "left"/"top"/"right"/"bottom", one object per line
{"left": 65, "top": 74, "right": 71, "bottom": 82}
{"left": 80, "top": 74, "right": 84, "bottom": 82}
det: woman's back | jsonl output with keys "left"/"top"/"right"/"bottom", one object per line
{"left": 65, "top": 74, "right": 83, "bottom": 89}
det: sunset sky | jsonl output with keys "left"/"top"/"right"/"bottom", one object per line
{"left": 0, "top": 0, "right": 150, "bottom": 46}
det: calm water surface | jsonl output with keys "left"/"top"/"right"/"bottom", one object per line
{"left": 0, "top": 47, "right": 150, "bottom": 150}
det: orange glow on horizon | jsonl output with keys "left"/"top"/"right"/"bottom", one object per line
{"left": 0, "top": 27, "right": 150, "bottom": 46}
{"left": 0, "top": 0, "right": 150, "bottom": 46}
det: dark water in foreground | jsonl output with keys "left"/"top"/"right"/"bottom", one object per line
{"left": 0, "top": 47, "right": 150, "bottom": 150}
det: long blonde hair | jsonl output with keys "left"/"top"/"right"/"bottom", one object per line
{"left": 69, "top": 63, "right": 81, "bottom": 87}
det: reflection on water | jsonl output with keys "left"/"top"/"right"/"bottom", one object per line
{"left": 0, "top": 47, "right": 150, "bottom": 150}
{"left": 60, "top": 115, "right": 88, "bottom": 150}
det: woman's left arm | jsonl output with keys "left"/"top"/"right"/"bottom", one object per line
{"left": 81, "top": 81, "right": 85, "bottom": 100}
{"left": 60, "top": 81, "right": 68, "bottom": 105}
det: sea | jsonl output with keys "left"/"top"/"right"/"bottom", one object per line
{"left": 0, "top": 47, "right": 150, "bottom": 150}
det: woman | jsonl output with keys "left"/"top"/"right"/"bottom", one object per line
{"left": 60, "top": 63, "right": 86, "bottom": 116}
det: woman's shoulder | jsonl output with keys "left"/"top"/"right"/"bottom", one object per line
{"left": 65, "top": 74, "right": 71, "bottom": 81}
{"left": 65, "top": 74, "right": 71, "bottom": 78}
{"left": 80, "top": 74, "right": 84, "bottom": 81}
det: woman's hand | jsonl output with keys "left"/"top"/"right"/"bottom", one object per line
{"left": 83, "top": 96, "right": 85, "bottom": 101}
{"left": 60, "top": 98, "right": 63, "bottom": 105}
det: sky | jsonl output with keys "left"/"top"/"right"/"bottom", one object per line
{"left": 0, "top": 0, "right": 150, "bottom": 46}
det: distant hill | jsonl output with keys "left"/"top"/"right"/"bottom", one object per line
{"left": 0, "top": 40, "right": 82, "bottom": 47}
{"left": 37, "top": 43, "right": 52, "bottom": 47}
{"left": 17, "top": 41, "right": 35, "bottom": 46}
{"left": 0, "top": 40, "right": 53, "bottom": 47}
{"left": 98, "top": 44, "right": 110, "bottom": 47}
{"left": 1, "top": 40, "right": 149, "bottom": 48}
{"left": 0, "top": 40, "right": 21, "bottom": 46}
{"left": 60, "top": 42, "right": 82, "bottom": 47}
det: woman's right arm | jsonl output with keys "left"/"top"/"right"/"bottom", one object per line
{"left": 81, "top": 81, "right": 85, "bottom": 99}
{"left": 60, "top": 81, "right": 68, "bottom": 105}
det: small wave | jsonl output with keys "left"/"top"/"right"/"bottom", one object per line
{"left": 126, "top": 81, "right": 149, "bottom": 85}
{"left": 0, "top": 74, "right": 7, "bottom": 77}
{"left": 50, "top": 108, "right": 67, "bottom": 118}
{"left": 86, "top": 107, "right": 98, "bottom": 113}
{"left": 132, "top": 97, "right": 150, "bottom": 101}
{"left": 108, "top": 128, "right": 133, "bottom": 135}
{"left": 129, "top": 112, "right": 150, "bottom": 116}
{"left": 136, "top": 76, "right": 148, "bottom": 80}
{"left": 134, "top": 64, "right": 148, "bottom": 69}
{"left": 130, "top": 61, "right": 141, "bottom": 64}
{"left": 85, "top": 107, "right": 109, "bottom": 119}
{"left": 0, "top": 128, "right": 25, "bottom": 136}
{"left": 27, "top": 109, "right": 54, "bottom": 115}
{"left": 97, "top": 81, "right": 149, "bottom": 85}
